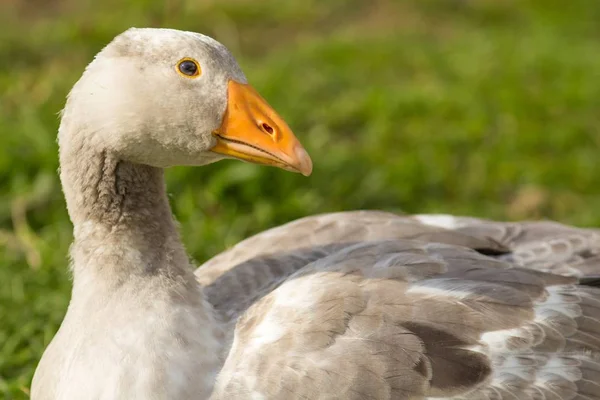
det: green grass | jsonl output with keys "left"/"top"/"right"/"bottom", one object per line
{"left": 1, "top": 0, "right": 600, "bottom": 397}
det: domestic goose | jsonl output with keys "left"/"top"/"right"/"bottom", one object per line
{"left": 32, "top": 28, "right": 600, "bottom": 400}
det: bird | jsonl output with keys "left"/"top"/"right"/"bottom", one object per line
{"left": 31, "top": 27, "right": 600, "bottom": 400}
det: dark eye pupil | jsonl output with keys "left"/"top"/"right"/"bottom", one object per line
{"left": 179, "top": 61, "right": 197, "bottom": 76}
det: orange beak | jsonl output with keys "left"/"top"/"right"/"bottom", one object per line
{"left": 211, "top": 80, "right": 312, "bottom": 176}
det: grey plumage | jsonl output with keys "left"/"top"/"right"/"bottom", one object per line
{"left": 200, "top": 211, "right": 600, "bottom": 399}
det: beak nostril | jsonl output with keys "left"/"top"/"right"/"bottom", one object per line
{"left": 262, "top": 122, "right": 274, "bottom": 135}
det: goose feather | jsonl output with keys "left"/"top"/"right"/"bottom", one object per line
{"left": 199, "top": 212, "right": 600, "bottom": 399}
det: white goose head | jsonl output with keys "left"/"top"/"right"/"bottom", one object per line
{"left": 33, "top": 28, "right": 312, "bottom": 400}
{"left": 60, "top": 27, "right": 312, "bottom": 174}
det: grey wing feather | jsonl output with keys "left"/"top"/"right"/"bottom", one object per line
{"left": 195, "top": 211, "right": 507, "bottom": 286}
{"left": 414, "top": 214, "right": 600, "bottom": 277}
{"left": 199, "top": 211, "right": 600, "bottom": 399}
{"left": 196, "top": 212, "right": 599, "bottom": 324}
{"left": 196, "top": 212, "right": 506, "bottom": 323}
{"left": 210, "top": 240, "right": 600, "bottom": 399}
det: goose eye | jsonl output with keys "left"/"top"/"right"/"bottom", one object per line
{"left": 177, "top": 58, "right": 201, "bottom": 78}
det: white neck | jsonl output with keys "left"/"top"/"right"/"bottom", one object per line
{"left": 31, "top": 130, "right": 223, "bottom": 400}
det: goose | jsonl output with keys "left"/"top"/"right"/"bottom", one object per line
{"left": 31, "top": 27, "right": 600, "bottom": 400}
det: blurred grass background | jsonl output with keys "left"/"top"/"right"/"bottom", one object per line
{"left": 1, "top": 0, "right": 600, "bottom": 397}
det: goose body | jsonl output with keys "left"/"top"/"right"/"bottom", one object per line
{"left": 201, "top": 211, "right": 600, "bottom": 399}
{"left": 31, "top": 28, "right": 600, "bottom": 400}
